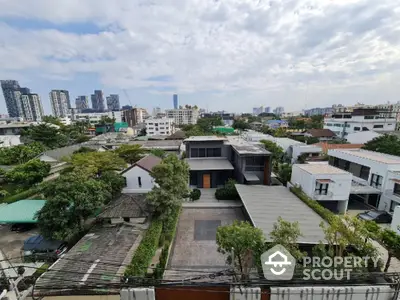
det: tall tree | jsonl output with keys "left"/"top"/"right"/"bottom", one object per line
{"left": 42, "top": 115, "right": 63, "bottom": 126}
{"left": 98, "top": 171, "right": 126, "bottom": 199}
{"left": 70, "top": 151, "right": 126, "bottom": 176}
{"left": 197, "top": 117, "right": 223, "bottom": 133}
{"left": 216, "top": 221, "right": 266, "bottom": 280}
{"left": 115, "top": 144, "right": 146, "bottom": 164}
{"left": 5, "top": 159, "right": 51, "bottom": 186}
{"left": 277, "top": 163, "right": 292, "bottom": 186}
{"left": 232, "top": 119, "right": 250, "bottom": 130}
{"left": 0, "top": 142, "right": 46, "bottom": 165}
{"left": 21, "top": 124, "right": 68, "bottom": 149}
{"left": 363, "top": 134, "right": 400, "bottom": 156}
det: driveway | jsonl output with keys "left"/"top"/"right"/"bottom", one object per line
{"left": 164, "top": 207, "right": 246, "bottom": 279}
{"left": 346, "top": 198, "right": 371, "bottom": 217}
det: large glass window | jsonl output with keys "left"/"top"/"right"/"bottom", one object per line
{"left": 199, "top": 148, "right": 206, "bottom": 157}
{"left": 360, "top": 166, "right": 370, "bottom": 180}
{"left": 373, "top": 125, "right": 384, "bottom": 129}
{"left": 394, "top": 183, "right": 400, "bottom": 196}
{"left": 370, "top": 173, "right": 383, "bottom": 189}
{"left": 191, "top": 148, "right": 199, "bottom": 157}
{"left": 191, "top": 148, "right": 221, "bottom": 158}
{"left": 315, "top": 183, "right": 329, "bottom": 195}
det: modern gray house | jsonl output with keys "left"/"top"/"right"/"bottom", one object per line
{"left": 184, "top": 136, "right": 272, "bottom": 188}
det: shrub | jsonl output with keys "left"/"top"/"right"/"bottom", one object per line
{"left": 2, "top": 187, "right": 39, "bottom": 204}
{"left": 190, "top": 189, "right": 201, "bottom": 201}
{"left": 215, "top": 179, "right": 239, "bottom": 200}
{"left": 124, "top": 219, "right": 163, "bottom": 277}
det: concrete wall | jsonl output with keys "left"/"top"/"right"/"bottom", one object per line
{"left": 122, "top": 166, "right": 154, "bottom": 193}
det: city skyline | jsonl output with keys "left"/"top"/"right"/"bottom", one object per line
{"left": 0, "top": 1, "right": 399, "bottom": 115}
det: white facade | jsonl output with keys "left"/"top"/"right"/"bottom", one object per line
{"left": 0, "top": 135, "right": 21, "bottom": 147}
{"left": 165, "top": 108, "right": 199, "bottom": 125}
{"left": 122, "top": 166, "right": 155, "bottom": 193}
{"left": 70, "top": 111, "right": 122, "bottom": 125}
{"left": 324, "top": 115, "right": 397, "bottom": 138}
{"left": 145, "top": 118, "right": 175, "bottom": 136}
{"left": 345, "top": 131, "right": 382, "bottom": 144}
{"left": 291, "top": 164, "right": 352, "bottom": 213}
{"left": 328, "top": 149, "right": 400, "bottom": 212}
{"left": 50, "top": 90, "right": 69, "bottom": 117}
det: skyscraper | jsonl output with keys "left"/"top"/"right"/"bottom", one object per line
{"left": 265, "top": 107, "right": 271, "bottom": 113}
{"left": 1, "top": 80, "right": 43, "bottom": 121}
{"left": 50, "top": 90, "right": 70, "bottom": 117}
{"left": 75, "top": 96, "right": 89, "bottom": 111}
{"left": 91, "top": 90, "right": 105, "bottom": 112}
{"left": 1, "top": 80, "right": 22, "bottom": 117}
{"left": 106, "top": 94, "right": 120, "bottom": 111}
{"left": 173, "top": 94, "right": 178, "bottom": 109}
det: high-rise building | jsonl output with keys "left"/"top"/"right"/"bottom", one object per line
{"left": 91, "top": 90, "right": 105, "bottom": 112}
{"left": 152, "top": 107, "right": 162, "bottom": 116}
{"left": 173, "top": 94, "right": 178, "bottom": 109}
{"left": 21, "top": 94, "right": 44, "bottom": 121}
{"left": 1, "top": 80, "right": 44, "bottom": 121}
{"left": 75, "top": 96, "right": 89, "bottom": 111}
{"left": 252, "top": 106, "right": 264, "bottom": 115}
{"left": 273, "top": 106, "right": 285, "bottom": 116}
{"left": 1, "top": 80, "right": 22, "bottom": 117}
{"left": 50, "top": 90, "right": 70, "bottom": 117}
{"left": 165, "top": 108, "right": 199, "bottom": 125}
{"left": 106, "top": 94, "right": 120, "bottom": 111}
{"left": 265, "top": 107, "right": 271, "bottom": 113}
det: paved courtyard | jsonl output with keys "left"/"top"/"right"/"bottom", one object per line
{"left": 183, "top": 188, "right": 242, "bottom": 208}
{"left": 165, "top": 207, "right": 246, "bottom": 279}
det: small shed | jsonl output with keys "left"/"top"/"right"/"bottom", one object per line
{"left": 0, "top": 200, "right": 46, "bottom": 223}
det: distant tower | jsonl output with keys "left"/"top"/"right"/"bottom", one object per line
{"left": 91, "top": 90, "right": 105, "bottom": 112}
{"left": 173, "top": 94, "right": 178, "bottom": 109}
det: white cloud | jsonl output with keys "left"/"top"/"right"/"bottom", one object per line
{"left": 0, "top": 0, "right": 400, "bottom": 110}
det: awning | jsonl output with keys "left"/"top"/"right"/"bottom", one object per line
{"left": 244, "top": 173, "right": 260, "bottom": 182}
{"left": 391, "top": 179, "right": 400, "bottom": 184}
{"left": 316, "top": 179, "right": 334, "bottom": 183}
{"left": 0, "top": 200, "right": 46, "bottom": 223}
{"left": 350, "top": 185, "right": 381, "bottom": 194}
{"left": 185, "top": 158, "right": 234, "bottom": 171}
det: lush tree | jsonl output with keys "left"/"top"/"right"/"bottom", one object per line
{"left": 115, "top": 144, "right": 146, "bottom": 164}
{"left": 42, "top": 115, "right": 63, "bottom": 126}
{"left": 98, "top": 116, "right": 116, "bottom": 125}
{"left": 0, "top": 142, "right": 46, "bottom": 165}
{"left": 363, "top": 134, "right": 400, "bottom": 156}
{"left": 309, "top": 115, "right": 324, "bottom": 129}
{"left": 232, "top": 119, "right": 250, "bottom": 130}
{"left": 98, "top": 171, "right": 126, "bottom": 199}
{"left": 380, "top": 228, "right": 400, "bottom": 272}
{"left": 149, "top": 148, "right": 166, "bottom": 158}
{"left": 5, "top": 159, "right": 51, "bottom": 186}
{"left": 37, "top": 173, "right": 110, "bottom": 240}
{"left": 260, "top": 140, "right": 284, "bottom": 169}
{"left": 277, "top": 163, "right": 292, "bottom": 186}
{"left": 269, "top": 217, "right": 304, "bottom": 260}
{"left": 260, "top": 125, "right": 274, "bottom": 135}
{"left": 216, "top": 220, "right": 266, "bottom": 280}
{"left": 146, "top": 155, "right": 190, "bottom": 218}
{"left": 197, "top": 117, "right": 223, "bottom": 133}
{"left": 70, "top": 151, "right": 126, "bottom": 176}
{"left": 184, "top": 126, "right": 206, "bottom": 137}
{"left": 273, "top": 127, "right": 288, "bottom": 137}
{"left": 21, "top": 124, "right": 68, "bottom": 149}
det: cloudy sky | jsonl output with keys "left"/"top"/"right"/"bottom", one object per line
{"left": 0, "top": 0, "right": 399, "bottom": 114}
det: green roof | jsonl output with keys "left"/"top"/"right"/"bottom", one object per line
{"left": 213, "top": 126, "right": 234, "bottom": 133}
{"left": 0, "top": 200, "right": 46, "bottom": 223}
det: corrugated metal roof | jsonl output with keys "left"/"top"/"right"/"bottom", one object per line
{"left": 235, "top": 185, "right": 326, "bottom": 244}
{"left": 0, "top": 200, "right": 46, "bottom": 223}
{"left": 185, "top": 158, "right": 234, "bottom": 171}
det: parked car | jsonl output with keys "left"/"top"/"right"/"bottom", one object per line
{"left": 21, "top": 235, "right": 68, "bottom": 262}
{"left": 358, "top": 210, "right": 392, "bottom": 223}
{"left": 11, "top": 223, "right": 35, "bottom": 232}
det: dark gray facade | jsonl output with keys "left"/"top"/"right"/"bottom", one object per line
{"left": 91, "top": 90, "right": 105, "bottom": 112}
{"left": 1, "top": 80, "right": 21, "bottom": 117}
{"left": 185, "top": 138, "right": 272, "bottom": 188}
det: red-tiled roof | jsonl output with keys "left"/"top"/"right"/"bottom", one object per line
{"left": 306, "top": 129, "right": 336, "bottom": 138}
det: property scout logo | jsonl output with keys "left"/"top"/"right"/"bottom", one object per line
{"left": 261, "top": 244, "right": 379, "bottom": 281}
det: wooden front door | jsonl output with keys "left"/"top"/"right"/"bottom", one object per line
{"left": 203, "top": 174, "right": 211, "bottom": 188}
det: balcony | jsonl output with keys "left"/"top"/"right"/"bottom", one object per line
{"left": 384, "top": 189, "right": 400, "bottom": 203}
{"left": 313, "top": 191, "right": 333, "bottom": 201}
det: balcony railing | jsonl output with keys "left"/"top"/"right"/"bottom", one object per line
{"left": 384, "top": 189, "right": 400, "bottom": 201}
{"left": 313, "top": 191, "right": 334, "bottom": 201}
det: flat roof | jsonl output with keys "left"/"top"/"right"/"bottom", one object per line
{"left": 235, "top": 185, "right": 326, "bottom": 244}
{"left": 185, "top": 158, "right": 234, "bottom": 171}
{"left": 330, "top": 149, "right": 400, "bottom": 165}
{"left": 295, "top": 164, "right": 350, "bottom": 175}
{"left": 0, "top": 200, "right": 46, "bottom": 223}
{"left": 184, "top": 136, "right": 227, "bottom": 142}
{"left": 227, "top": 136, "right": 271, "bottom": 155}
{"left": 35, "top": 224, "right": 141, "bottom": 294}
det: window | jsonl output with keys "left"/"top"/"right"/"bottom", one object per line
{"left": 370, "top": 173, "right": 383, "bottom": 189}
{"left": 191, "top": 148, "right": 199, "bottom": 158}
{"left": 354, "top": 127, "right": 361, "bottom": 131}
{"left": 326, "top": 123, "right": 333, "bottom": 126}
{"left": 138, "top": 176, "right": 142, "bottom": 188}
{"left": 364, "top": 116, "right": 374, "bottom": 119}
{"left": 390, "top": 201, "right": 399, "bottom": 213}
{"left": 334, "top": 124, "right": 342, "bottom": 127}
{"left": 315, "top": 182, "right": 329, "bottom": 195}
{"left": 199, "top": 148, "right": 206, "bottom": 157}
{"left": 394, "top": 183, "right": 400, "bottom": 196}
{"left": 373, "top": 125, "right": 384, "bottom": 129}
{"left": 360, "top": 166, "right": 370, "bottom": 180}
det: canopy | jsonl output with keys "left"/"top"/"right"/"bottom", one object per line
{"left": 0, "top": 200, "right": 46, "bottom": 223}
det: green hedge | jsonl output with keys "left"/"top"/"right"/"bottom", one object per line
{"left": 2, "top": 187, "right": 39, "bottom": 204}
{"left": 124, "top": 218, "right": 163, "bottom": 277}
{"left": 290, "top": 186, "right": 336, "bottom": 222}
{"left": 190, "top": 189, "right": 201, "bottom": 201}
{"left": 215, "top": 179, "right": 240, "bottom": 200}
